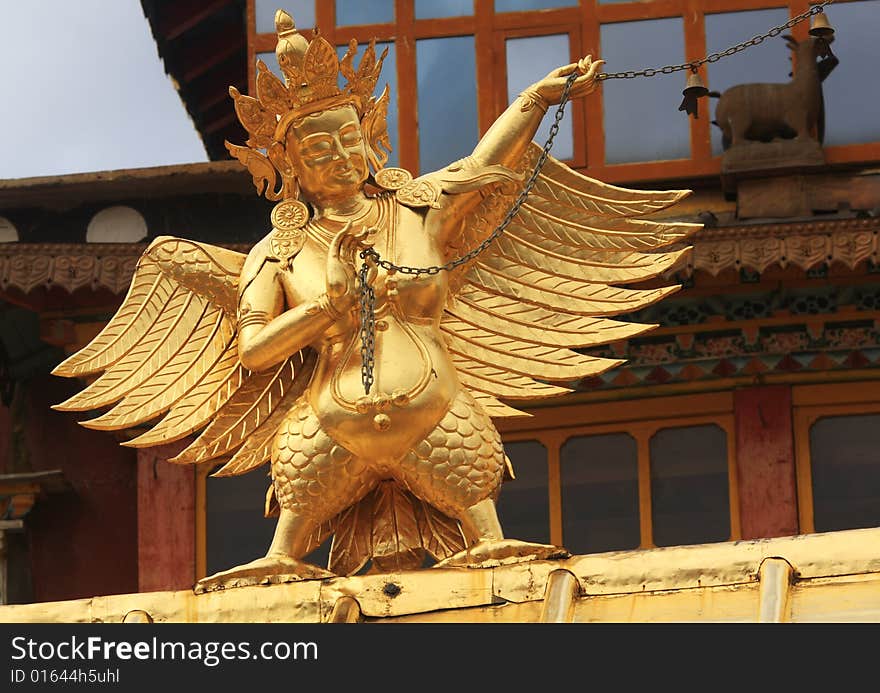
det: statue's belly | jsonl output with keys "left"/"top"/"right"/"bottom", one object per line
{"left": 310, "top": 319, "right": 457, "bottom": 464}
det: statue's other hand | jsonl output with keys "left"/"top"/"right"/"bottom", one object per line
{"left": 326, "top": 223, "right": 377, "bottom": 313}
{"left": 531, "top": 55, "right": 605, "bottom": 105}
{"left": 326, "top": 222, "right": 358, "bottom": 310}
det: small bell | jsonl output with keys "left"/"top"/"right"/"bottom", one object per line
{"left": 809, "top": 12, "right": 835, "bottom": 39}
{"left": 678, "top": 69, "right": 709, "bottom": 119}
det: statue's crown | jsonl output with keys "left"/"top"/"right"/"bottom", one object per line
{"left": 229, "top": 9, "right": 388, "bottom": 149}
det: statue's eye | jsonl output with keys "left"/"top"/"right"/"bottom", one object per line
{"left": 340, "top": 128, "right": 362, "bottom": 146}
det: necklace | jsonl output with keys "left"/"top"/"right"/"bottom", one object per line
{"left": 308, "top": 197, "right": 381, "bottom": 248}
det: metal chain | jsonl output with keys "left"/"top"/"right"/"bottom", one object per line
{"left": 355, "top": 0, "right": 834, "bottom": 393}
{"left": 599, "top": 1, "right": 834, "bottom": 81}
{"left": 356, "top": 70, "right": 579, "bottom": 394}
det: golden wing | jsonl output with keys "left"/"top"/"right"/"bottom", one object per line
{"left": 442, "top": 144, "right": 701, "bottom": 417}
{"left": 52, "top": 236, "right": 315, "bottom": 477}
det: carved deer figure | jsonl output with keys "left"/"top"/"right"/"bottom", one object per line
{"left": 713, "top": 35, "right": 838, "bottom": 150}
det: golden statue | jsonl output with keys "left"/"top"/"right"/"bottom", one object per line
{"left": 52, "top": 10, "right": 699, "bottom": 591}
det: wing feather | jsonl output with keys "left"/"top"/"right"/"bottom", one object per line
{"left": 171, "top": 357, "right": 300, "bottom": 464}
{"left": 82, "top": 308, "right": 234, "bottom": 431}
{"left": 211, "top": 350, "right": 317, "bottom": 477}
{"left": 513, "top": 207, "right": 700, "bottom": 252}
{"left": 468, "top": 264, "right": 679, "bottom": 316}
{"left": 55, "top": 289, "right": 201, "bottom": 411}
{"left": 443, "top": 325, "right": 621, "bottom": 380}
{"left": 442, "top": 144, "right": 699, "bottom": 410}
{"left": 496, "top": 232, "right": 691, "bottom": 284}
{"left": 452, "top": 292, "right": 655, "bottom": 345}
{"left": 123, "top": 344, "right": 243, "bottom": 447}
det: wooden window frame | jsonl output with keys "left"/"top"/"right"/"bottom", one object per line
{"left": 245, "top": 0, "right": 879, "bottom": 184}
{"left": 499, "top": 391, "right": 741, "bottom": 550}
{"left": 792, "top": 382, "right": 880, "bottom": 535}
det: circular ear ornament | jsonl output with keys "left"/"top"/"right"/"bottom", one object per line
{"left": 374, "top": 167, "right": 413, "bottom": 191}
{"left": 271, "top": 199, "right": 309, "bottom": 230}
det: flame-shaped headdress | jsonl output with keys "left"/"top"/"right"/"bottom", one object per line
{"left": 226, "top": 10, "right": 392, "bottom": 202}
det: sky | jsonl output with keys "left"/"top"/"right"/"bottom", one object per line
{"left": 0, "top": 1, "right": 209, "bottom": 180}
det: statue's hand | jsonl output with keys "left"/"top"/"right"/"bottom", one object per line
{"left": 326, "top": 222, "right": 375, "bottom": 314}
{"left": 529, "top": 55, "right": 605, "bottom": 106}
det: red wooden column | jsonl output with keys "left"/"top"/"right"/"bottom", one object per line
{"left": 137, "top": 442, "right": 195, "bottom": 592}
{"left": 734, "top": 385, "right": 799, "bottom": 539}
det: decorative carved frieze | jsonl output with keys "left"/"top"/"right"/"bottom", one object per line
{"left": 0, "top": 219, "right": 877, "bottom": 295}
{"left": 0, "top": 243, "right": 247, "bottom": 295}
{"left": 681, "top": 217, "right": 880, "bottom": 277}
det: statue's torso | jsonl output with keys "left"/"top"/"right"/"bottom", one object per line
{"left": 278, "top": 195, "right": 459, "bottom": 462}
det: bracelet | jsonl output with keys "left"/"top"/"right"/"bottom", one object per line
{"left": 313, "top": 293, "right": 344, "bottom": 321}
{"left": 237, "top": 309, "right": 270, "bottom": 330}
{"left": 518, "top": 88, "right": 549, "bottom": 114}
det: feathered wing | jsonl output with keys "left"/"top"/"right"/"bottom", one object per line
{"left": 52, "top": 236, "right": 316, "bottom": 478}
{"left": 442, "top": 143, "right": 701, "bottom": 417}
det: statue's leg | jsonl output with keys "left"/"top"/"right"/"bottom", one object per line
{"left": 195, "top": 399, "right": 378, "bottom": 592}
{"left": 395, "top": 388, "right": 569, "bottom": 568}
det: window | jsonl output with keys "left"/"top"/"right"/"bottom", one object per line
{"left": 498, "top": 392, "right": 740, "bottom": 553}
{"left": 560, "top": 432, "right": 640, "bottom": 554}
{"left": 793, "top": 384, "right": 880, "bottom": 535}
{"left": 246, "top": 0, "right": 880, "bottom": 184}
{"left": 203, "top": 465, "right": 329, "bottom": 577}
{"left": 793, "top": 383, "right": 880, "bottom": 534}
{"left": 497, "top": 440, "right": 551, "bottom": 544}
{"left": 809, "top": 414, "right": 880, "bottom": 531}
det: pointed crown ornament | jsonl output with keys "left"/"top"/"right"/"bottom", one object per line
{"left": 225, "top": 9, "right": 392, "bottom": 203}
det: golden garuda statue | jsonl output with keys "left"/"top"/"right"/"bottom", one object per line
{"left": 53, "top": 9, "right": 699, "bottom": 591}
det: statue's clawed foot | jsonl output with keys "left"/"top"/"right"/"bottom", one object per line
{"left": 194, "top": 555, "right": 335, "bottom": 594}
{"left": 433, "top": 539, "right": 570, "bottom": 569}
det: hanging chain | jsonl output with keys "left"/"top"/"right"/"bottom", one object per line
{"left": 356, "top": 70, "right": 579, "bottom": 394}
{"left": 355, "top": 0, "right": 834, "bottom": 393}
{"left": 599, "top": 1, "right": 834, "bottom": 81}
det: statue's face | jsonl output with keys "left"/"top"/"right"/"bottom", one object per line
{"left": 287, "top": 104, "right": 369, "bottom": 203}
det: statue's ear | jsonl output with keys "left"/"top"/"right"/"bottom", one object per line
{"left": 783, "top": 34, "right": 798, "bottom": 50}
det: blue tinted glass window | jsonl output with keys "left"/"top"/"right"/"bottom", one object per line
{"left": 561, "top": 433, "right": 640, "bottom": 554}
{"left": 257, "top": 0, "right": 315, "bottom": 33}
{"left": 497, "top": 440, "right": 550, "bottom": 544}
{"left": 810, "top": 414, "right": 880, "bottom": 532}
{"left": 496, "top": 0, "right": 577, "bottom": 11}
{"left": 506, "top": 34, "right": 574, "bottom": 161}
{"left": 600, "top": 18, "right": 690, "bottom": 164}
{"left": 337, "top": 42, "right": 399, "bottom": 167}
{"left": 206, "top": 470, "right": 334, "bottom": 574}
{"left": 819, "top": 1, "right": 880, "bottom": 146}
{"left": 415, "top": 0, "right": 473, "bottom": 19}
{"left": 650, "top": 425, "right": 730, "bottom": 547}
{"left": 336, "top": 0, "right": 394, "bottom": 26}
{"left": 705, "top": 9, "right": 791, "bottom": 155}
{"left": 416, "top": 36, "right": 479, "bottom": 173}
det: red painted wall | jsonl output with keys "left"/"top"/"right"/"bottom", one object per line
{"left": 734, "top": 385, "right": 799, "bottom": 539}
{"left": 137, "top": 441, "right": 195, "bottom": 592}
{"left": 21, "top": 374, "right": 138, "bottom": 602}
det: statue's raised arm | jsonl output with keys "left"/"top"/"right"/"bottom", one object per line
{"left": 53, "top": 8, "right": 702, "bottom": 591}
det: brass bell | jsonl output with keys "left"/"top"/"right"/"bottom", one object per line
{"left": 678, "top": 69, "right": 709, "bottom": 119}
{"left": 809, "top": 12, "right": 835, "bottom": 39}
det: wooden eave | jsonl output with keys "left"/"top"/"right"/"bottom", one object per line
{"left": 139, "top": 0, "right": 247, "bottom": 161}
{"left": 0, "top": 161, "right": 253, "bottom": 211}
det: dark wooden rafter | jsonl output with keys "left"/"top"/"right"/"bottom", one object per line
{"left": 140, "top": 0, "right": 247, "bottom": 160}
{"left": 177, "top": 24, "right": 246, "bottom": 83}
{"left": 155, "top": 0, "right": 236, "bottom": 42}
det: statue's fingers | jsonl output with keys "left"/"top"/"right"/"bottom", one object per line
{"left": 552, "top": 62, "right": 578, "bottom": 78}
{"left": 330, "top": 221, "right": 354, "bottom": 258}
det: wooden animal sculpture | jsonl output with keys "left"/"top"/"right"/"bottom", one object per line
{"left": 712, "top": 35, "right": 837, "bottom": 150}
